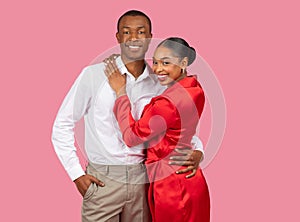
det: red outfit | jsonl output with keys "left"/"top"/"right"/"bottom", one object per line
{"left": 114, "top": 76, "right": 210, "bottom": 222}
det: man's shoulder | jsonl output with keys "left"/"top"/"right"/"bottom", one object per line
{"left": 81, "top": 62, "right": 105, "bottom": 74}
{"left": 79, "top": 62, "right": 107, "bottom": 80}
{"left": 74, "top": 62, "right": 107, "bottom": 88}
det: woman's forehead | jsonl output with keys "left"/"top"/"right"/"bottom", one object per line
{"left": 154, "top": 46, "right": 178, "bottom": 59}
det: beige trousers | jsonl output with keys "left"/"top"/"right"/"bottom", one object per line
{"left": 82, "top": 163, "right": 151, "bottom": 222}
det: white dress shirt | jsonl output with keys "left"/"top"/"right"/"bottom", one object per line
{"left": 52, "top": 56, "right": 204, "bottom": 181}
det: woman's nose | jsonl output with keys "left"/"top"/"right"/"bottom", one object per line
{"left": 155, "top": 63, "right": 163, "bottom": 73}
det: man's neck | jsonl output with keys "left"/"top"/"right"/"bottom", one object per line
{"left": 121, "top": 56, "right": 146, "bottom": 79}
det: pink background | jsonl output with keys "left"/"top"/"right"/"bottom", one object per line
{"left": 1, "top": 0, "right": 299, "bottom": 221}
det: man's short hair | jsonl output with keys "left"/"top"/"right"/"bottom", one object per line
{"left": 117, "top": 10, "right": 152, "bottom": 33}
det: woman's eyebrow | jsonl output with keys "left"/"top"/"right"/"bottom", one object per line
{"left": 153, "top": 57, "right": 172, "bottom": 60}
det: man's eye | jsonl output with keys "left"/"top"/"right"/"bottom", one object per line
{"left": 153, "top": 61, "right": 158, "bottom": 65}
{"left": 123, "top": 31, "right": 130, "bottom": 34}
{"left": 163, "top": 62, "right": 170, "bottom": 65}
{"left": 138, "top": 31, "right": 145, "bottom": 34}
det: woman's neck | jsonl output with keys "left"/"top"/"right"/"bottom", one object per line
{"left": 167, "top": 73, "right": 187, "bottom": 87}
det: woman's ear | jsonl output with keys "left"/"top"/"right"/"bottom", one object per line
{"left": 180, "top": 57, "right": 188, "bottom": 69}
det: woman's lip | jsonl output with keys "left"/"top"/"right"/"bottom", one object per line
{"left": 157, "top": 74, "right": 168, "bottom": 80}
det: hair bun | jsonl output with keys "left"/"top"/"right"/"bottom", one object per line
{"left": 187, "top": 46, "right": 196, "bottom": 65}
{"left": 157, "top": 37, "right": 197, "bottom": 66}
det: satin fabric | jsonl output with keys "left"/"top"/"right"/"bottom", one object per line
{"left": 114, "top": 76, "right": 210, "bottom": 222}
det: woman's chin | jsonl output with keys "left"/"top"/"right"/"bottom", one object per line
{"left": 159, "top": 80, "right": 175, "bottom": 87}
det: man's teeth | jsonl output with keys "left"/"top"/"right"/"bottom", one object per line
{"left": 129, "top": 45, "right": 140, "bottom": 49}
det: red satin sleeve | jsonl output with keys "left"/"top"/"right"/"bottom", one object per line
{"left": 113, "top": 95, "right": 178, "bottom": 147}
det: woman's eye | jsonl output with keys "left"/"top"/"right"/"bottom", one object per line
{"left": 153, "top": 61, "right": 158, "bottom": 65}
{"left": 123, "top": 31, "right": 130, "bottom": 34}
{"left": 163, "top": 62, "right": 170, "bottom": 65}
{"left": 138, "top": 31, "right": 145, "bottom": 34}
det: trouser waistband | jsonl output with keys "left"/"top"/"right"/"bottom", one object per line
{"left": 87, "top": 162, "right": 148, "bottom": 184}
{"left": 88, "top": 162, "right": 146, "bottom": 172}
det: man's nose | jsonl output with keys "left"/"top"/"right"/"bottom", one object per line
{"left": 129, "top": 32, "right": 138, "bottom": 41}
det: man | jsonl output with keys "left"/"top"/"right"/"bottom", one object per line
{"left": 52, "top": 10, "right": 204, "bottom": 222}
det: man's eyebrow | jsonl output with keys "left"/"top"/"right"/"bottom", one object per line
{"left": 121, "top": 26, "right": 146, "bottom": 29}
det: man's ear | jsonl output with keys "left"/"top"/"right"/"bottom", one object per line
{"left": 146, "top": 33, "right": 153, "bottom": 45}
{"left": 116, "top": 32, "right": 121, "bottom": 43}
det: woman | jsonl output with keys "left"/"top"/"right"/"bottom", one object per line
{"left": 106, "top": 37, "right": 210, "bottom": 222}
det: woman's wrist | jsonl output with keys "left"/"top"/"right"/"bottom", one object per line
{"left": 116, "top": 87, "right": 127, "bottom": 98}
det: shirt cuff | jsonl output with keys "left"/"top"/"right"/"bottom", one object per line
{"left": 193, "top": 141, "right": 205, "bottom": 162}
{"left": 68, "top": 164, "right": 85, "bottom": 181}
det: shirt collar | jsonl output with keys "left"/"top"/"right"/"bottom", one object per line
{"left": 115, "top": 56, "right": 156, "bottom": 84}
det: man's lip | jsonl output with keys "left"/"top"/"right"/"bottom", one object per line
{"left": 128, "top": 45, "right": 141, "bottom": 48}
{"left": 125, "top": 42, "right": 143, "bottom": 47}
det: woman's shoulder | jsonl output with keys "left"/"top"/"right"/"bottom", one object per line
{"left": 140, "top": 94, "right": 176, "bottom": 118}
{"left": 181, "top": 75, "right": 202, "bottom": 87}
{"left": 149, "top": 94, "right": 173, "bottom": 105}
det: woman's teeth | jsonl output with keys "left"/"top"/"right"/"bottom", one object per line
{"left": 157, "top": 75, "right": 167, "bottom": 80}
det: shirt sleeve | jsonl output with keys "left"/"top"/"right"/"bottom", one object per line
{"left": 51, "top": 67, "right": 92, "bottom": 181}
{"left": 114, "top": 95, "right": 176, "bottom": 148}
{"left": 152, "top": 79, "right": 205, "bottom": 158}
{"left": 191, "top": 136, "right": 205, "bottom": 161}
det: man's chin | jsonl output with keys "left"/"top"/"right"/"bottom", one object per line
{"left": 122, "top": 52, "right": 145, "bottom": 62}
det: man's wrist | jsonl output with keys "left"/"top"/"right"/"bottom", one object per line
{"left": 195, "top": 150, "right": 204, "bottom": 163}
{"left": 68, "top": 165, "right": 86, "bottom": 182}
